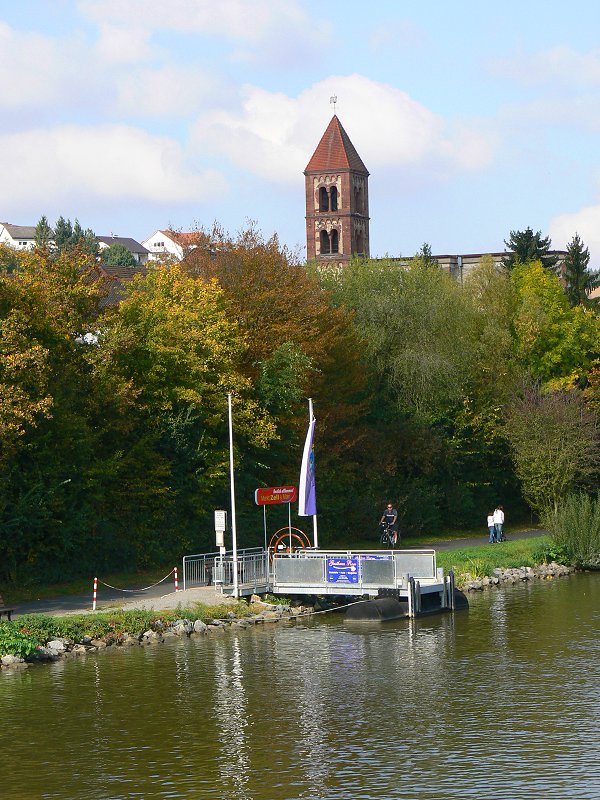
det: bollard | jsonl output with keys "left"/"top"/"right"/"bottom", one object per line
{"left": 92, "top": 576, "right": 97, "bottom": 612}
{"left": 174, "top": 567, "right": 179, "bottom": 592}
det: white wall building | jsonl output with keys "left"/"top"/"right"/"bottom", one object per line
{"left": 142, "top": 230, "right": 198, "bottom": 261}
{"left": 0, "top": 223, "right": 38, "bottom": 250}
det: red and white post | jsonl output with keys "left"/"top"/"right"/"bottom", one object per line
{"left": 174, "top": 567, "right": 179, "bottom": 592}
{"left": 92, "top": 576, "right": 97, "bottom": 612}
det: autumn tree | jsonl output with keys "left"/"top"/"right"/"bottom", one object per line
{"left": 511, "top": 260, "right": 600, "bottom": 388}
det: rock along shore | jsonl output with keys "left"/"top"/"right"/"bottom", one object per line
{"left": 459, "top": 561, "right": 574, "bottom": 592}
{"left": 0, "top": 596, "right": 316, "bottom": 672}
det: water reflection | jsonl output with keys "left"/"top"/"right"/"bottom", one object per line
{"left": 214, "top": 636, "right": 251, "bottom": 800}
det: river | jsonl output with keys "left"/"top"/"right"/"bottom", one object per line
{"left": 1, "top": 573, "right": 598, "bottom": 799}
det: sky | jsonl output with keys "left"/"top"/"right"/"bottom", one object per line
{"left": 3, "top": 0, "right": 600, "bottom": 263}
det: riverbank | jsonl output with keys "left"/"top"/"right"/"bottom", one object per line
{"left": 1, "top": 563, "right": 579, "bottom": 672}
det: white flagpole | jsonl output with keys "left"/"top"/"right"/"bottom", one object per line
{"left": 228, "top": 393, "right": 239, "bottom": 598}
{"left": 309, "top": 398, "right": 319, "bottom": 549}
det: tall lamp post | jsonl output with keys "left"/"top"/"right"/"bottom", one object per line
{"left": 227, "top": 393, "right": 239, "bottom": 598}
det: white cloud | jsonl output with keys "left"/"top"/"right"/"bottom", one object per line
{"left": 191, "top": 74, "right": 494, "bottom": 185}
{"left": 116, "top": 66, "right": 221, "bottom": 117}
{"left": 94, "top": 23, "right": 154, "bottom": 64}
{"left": 490, "top": 45, "right": 600, "bottom": 88}
{"left": 0, "top": 21, "right": 88, "bottom": 110}
{"left": 78, "top": 0, "right": 330, "bottom": 59}
{"left": 0, "top": 125, "right": 226, "bottom": 206}
{"left": 549, "top": 205, "right": 600, "bottom": 256}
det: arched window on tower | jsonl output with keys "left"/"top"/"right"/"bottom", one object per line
{"left": 354, "top": 186, "right": 363, "bottom": 215}
{"left": 330, "top": 186, "right": 338, "bottom": 211}
{"left": 356, "top": 231, "right": 364, "bottom": 255}
{"left": 320, "top": 229, "right": 330, "bottom": 255}
{"left": 319, "top": 187, "right": 329, "bottom": 212}
{"left": 331, "top": 229, "right": 339, "bottom": 254}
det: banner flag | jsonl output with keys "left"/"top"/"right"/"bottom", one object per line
{"left": 298, "top": 418, "right": 317, "bottom": 516}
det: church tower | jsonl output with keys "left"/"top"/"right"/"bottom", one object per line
{"left": 304, "top": 115, "right": 370, "bottom": 264}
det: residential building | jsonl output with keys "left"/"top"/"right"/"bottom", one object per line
{"left": 0, "top": 223, "right": 38, "bottom": 250}
{"left": 142, "top": 230, "right": 199, "bottom": 261}
{"left": 97, "top": 236, "right": 150, "bottom": 265}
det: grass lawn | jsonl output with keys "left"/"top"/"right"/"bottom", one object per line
{"left": 436, "top": 534, "right": 551, "bottom": 581}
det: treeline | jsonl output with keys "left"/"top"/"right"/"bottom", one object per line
{"left": 0, "top": 225, "right": 598, "bottom": 583}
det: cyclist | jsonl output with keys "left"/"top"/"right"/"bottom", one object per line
{"left": 380, "top": 502, "right": 399, "bottom": 546}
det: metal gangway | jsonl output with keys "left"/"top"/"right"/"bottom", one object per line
{"left": 182, "top": 547, "right": 453, "bottom": 613}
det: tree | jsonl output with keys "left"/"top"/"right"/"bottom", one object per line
{"left": 415, "top": 242, "right": 438, "bottom": 268}
{"left": 564, "top": 233, "right": 600, "bottom": 307}
{"left": 103, "top": 243, "right": 136, "bottom": 268}
{"left": 511, "top": 261, "right": 600, "bottom": 387}
{"left": 504, "top": 385, "right": 599, "bottom": 513}
{"left": 502, "top": 227, "right": 559, "bottom": 272}
{"left": 53, "top": 216, "right": 73, "bottom": 252}
{"left": 35, "top": 216, "right": 53, "bottom": 249}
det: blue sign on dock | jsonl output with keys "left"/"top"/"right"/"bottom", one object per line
{"left": 327, "top": 557, "right": 359, "bottom": 584}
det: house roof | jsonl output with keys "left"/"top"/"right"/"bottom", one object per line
{"left": 305, "top": 115, "right": 369, "bottom": 174}
{"left": 1, "top": 223, "right": 37, "bottom": 238}
{"left": 97, "top": 236, "right": 149, "bottom": 254}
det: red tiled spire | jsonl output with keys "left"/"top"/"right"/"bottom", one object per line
{"left": 304, "top": 115, "right": 369, "bottom": 174}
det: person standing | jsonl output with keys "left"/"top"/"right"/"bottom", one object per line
{"left": 487, "top": 511, "right": 496, "bottom": 543}
{"left": 380, "top": 502, "right": 399, "bottom": 546}
{"left": 493, "top": 505, "right": 505, "bottom": 542}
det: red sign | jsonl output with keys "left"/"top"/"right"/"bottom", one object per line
{"left": 254, "top": 486, "right": 297, "bottom": 505}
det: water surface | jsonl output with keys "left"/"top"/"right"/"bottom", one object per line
{"left": 1, "top": 574, "right": 598, "bottom": 799}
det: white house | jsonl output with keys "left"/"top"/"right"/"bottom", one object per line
{"left": 96, "top": 236, "right": 150, "bottom": 265}
{"left": 0, "top": 223, "right": 38, "bottom": 250}
{"left": 142, "top": 229, "right": 199, "bottom": 261}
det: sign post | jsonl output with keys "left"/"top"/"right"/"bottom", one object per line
{"left": 254, "top": 486, "right": 298, "bottom": 553}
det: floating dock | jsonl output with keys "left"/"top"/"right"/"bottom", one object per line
{"left": 182, "top": 547, "right": 463, "bottom": 618}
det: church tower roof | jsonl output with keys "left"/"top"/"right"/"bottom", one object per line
{"left": 304, "top": 115, "right": 369, "bottom": 174}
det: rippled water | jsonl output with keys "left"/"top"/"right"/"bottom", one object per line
{"left": 1, "top": 574, "right": 599, "bottom": 799}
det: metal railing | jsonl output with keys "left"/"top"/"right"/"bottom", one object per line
{"left": 271, "top": 549, "right": 438, "bottom": 595}
{"left": 182, "top": 548, "right": 268, "bottom": 592}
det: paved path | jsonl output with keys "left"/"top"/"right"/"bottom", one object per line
{"left": 12, "top": 528, "right": 546, "bottom": 618}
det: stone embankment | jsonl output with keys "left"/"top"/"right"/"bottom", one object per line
{"left": 460, "top": 561, "right": 574, "bottom": 592}
{"left": 0, "top": 596, "right": 315, "bottom": 672}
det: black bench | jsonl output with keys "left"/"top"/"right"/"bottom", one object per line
{"left": 0, "top": 594, "right": 16, "bottom": 622}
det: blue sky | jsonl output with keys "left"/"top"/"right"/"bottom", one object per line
{"left": 3, "top": 0, "right": 600, "bottom": 262}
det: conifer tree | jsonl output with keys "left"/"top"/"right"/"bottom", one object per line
{"left": 53, "top": 216, "right": 73, "bottom": 252}
{"left": 34, "top": 215, "right": 53, "bottom": 249}
{"left": 564, "top": 233, "right": 600, "bottom": 306}
{"left": 502, "top": 227, "right": 559, "bottom": 273}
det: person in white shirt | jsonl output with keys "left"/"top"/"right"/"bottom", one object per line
{"left": 493, "top": 505, "right": 505, "bottom": 542}
{"left": 487, "top": 512, "right": 495, "bottom": 543}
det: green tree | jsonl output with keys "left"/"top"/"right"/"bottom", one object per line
{"left": 53, "top": 216, "right": 73, "bottom": 252}
{"left": 34, "top": 215, "right": 53, "bottom": 249}
{"left": 103, "top": 242, "right": 136, "bottom": 268}
{"left": 504, "top": 385, "right": 599, "bottom": 513}
{"left": 511, "top": 261, "right": 600, "bottom": 387}
{"left": 502, "top": 227, "right": 559, "bottom": 272}
{"left": 564, "top": 233, "right": 600, "bottom": 307}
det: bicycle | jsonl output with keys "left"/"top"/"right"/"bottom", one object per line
{"left": 379, "top": 521, "right": 399, "bottom": 549}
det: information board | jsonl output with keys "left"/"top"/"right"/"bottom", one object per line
{"left": 326, "top": 557, "right": 359, "bottom": 584}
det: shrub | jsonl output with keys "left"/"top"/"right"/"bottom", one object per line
{"left": 542, "top": 492, "right": 600, "bottom": 568}
{"left": 0, "top": 622, "right": 41, "bottom": 658}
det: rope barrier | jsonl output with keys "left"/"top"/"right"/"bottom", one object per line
{"left": 97, "top": 568, "right": 176, "bottom": 594}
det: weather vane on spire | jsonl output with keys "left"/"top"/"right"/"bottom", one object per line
{"left": 330, "top": 95, "right": 337, "bottom": 114}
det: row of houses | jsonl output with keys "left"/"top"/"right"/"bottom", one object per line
{"left": 0, "top": 223, "right": 193, "bottom": 264}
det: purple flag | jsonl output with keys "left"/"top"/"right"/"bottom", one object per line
{"left": 298, "top": 418, "right": 316, "bottom": 516}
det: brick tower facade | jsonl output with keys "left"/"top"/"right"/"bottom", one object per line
{"left": 304, "top": 115, "right": 370, "bottom": 264}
